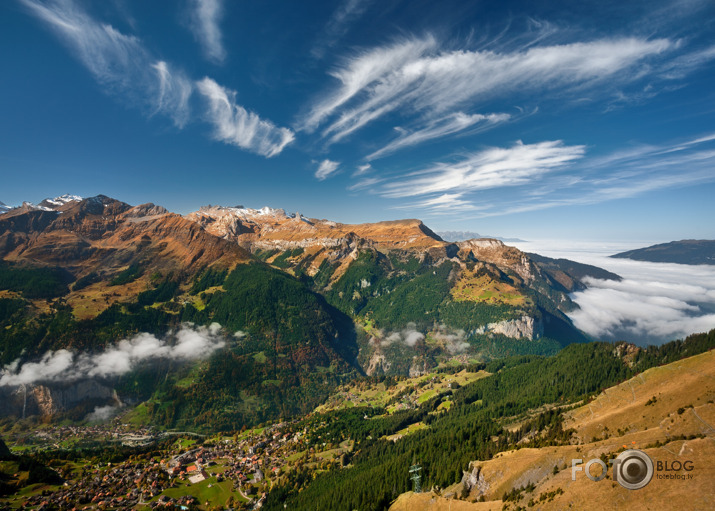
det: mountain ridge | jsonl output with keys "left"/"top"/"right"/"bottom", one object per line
{"left": 0, "top": 194, "right": 617, "bottom": 429}
{"left": 612, "top": 239, "right": 715, "bottom": 265}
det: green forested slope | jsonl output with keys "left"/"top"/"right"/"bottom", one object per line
{"left": 263, "top": 329, "right": 715, "bottom": 510}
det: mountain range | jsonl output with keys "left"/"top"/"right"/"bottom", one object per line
{"left": 436, "top": 231, "right": 526, "bottom": 243}
{"left": 612, "top": 239, "right": 715, "bottom": 265}
{"left": 1, "top": 195, "right": 714, "bottom": 510}
{"left": 0, "top": 194, "right": 618, "bottom": 429}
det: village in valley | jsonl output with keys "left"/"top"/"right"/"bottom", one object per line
{"left": 1, "top": 418, "right": 330, "bottom": 510}
{"left": 0, "top": 368, "right": 488, "bottom": 510}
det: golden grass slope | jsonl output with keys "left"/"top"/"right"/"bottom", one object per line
{"left": 315, "top": 369, "right": 489, "bottom": 414}
{"left": 451, "top": 270, "right": 527, "bottom": 306}
{"left": 389, "top": 350, "right": 715, "bottom": 511}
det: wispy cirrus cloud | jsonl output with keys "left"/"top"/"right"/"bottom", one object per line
{"left": 347, "top": 176, "right": 382, "bottom": 191}
{"left": 311, "top": 0, "right": 373, "bottom": 60}
{"left": 21, "top": 0, "right": 293, "bottom": 157}
{"left": 299, "top": 36, "right": 438, "bottom": 132}
{"left": 425, "top": 132, "right": 715, "bottom": 219}
{"left": 197, "top": 78, "right": 295, "bottom": 157}
{"left": 353, "top": 163, "right": 373, "bottom": 176}
{"left": 302, "top": 35, "right": 674, "bottom": 144}
{"left": 315, "top": 159, "right": 341, "bottom": 180}
{"left": 152, "top": 61, "right": 193, "bottom": 127}
{"left": 187, "top": 0, "right": 227, "bottom": 64}
{"left": 19, "top": 0, "right": 192, "bottom": 123}
{"left": 382, "top": 140, "right": 586, "bottom": 199}
{"left": 392, "top": 193, "right": 483, "bottom": 214}
{"left": 366, "top": 111, "right": 511, "bottom": 160}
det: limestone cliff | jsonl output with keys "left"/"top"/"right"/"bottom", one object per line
{"left": 474, "top": 315, "right": 544, "bottom": 340}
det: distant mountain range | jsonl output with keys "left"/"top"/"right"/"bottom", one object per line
{"left": 0, "top": 194, "right": 82, "bottom": 213}
{"left": 612, "top": 239, "right": 715, "bottom": 265}
{"left": 436, "top": 230, "right": 526, "bottom": 243}
{"left": 0, "top": 194, "right": 619, "bottom": 429}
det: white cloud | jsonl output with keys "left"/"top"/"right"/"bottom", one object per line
{"left": 315, "top": 159, "right": 341, "bottom": 180}
{"left": 188, "top": 0, "right": 227, "bottom": 64}
{"left": 21, "top": 0, "right": 291, "bottom": 157}
{"left": 347, "top": 176, "right": 382, "bottom": 191}
{"left": 367, "top": 112, "right": 511, "bottom": 160}
{"left": 382, "top": 132, "right": 715, "bottom": 218}
{"left": 152, "top": 61, "right": 193, "bottom": 127}
{"left": 0, "top": 323, "right": 226, "bottom": 387}
{"left": 512, "top": 240, "right": 715, "bottom": 345}
{"left": 299, "top": 36, "right": 438, "bottom": 132}
{"left": 382, "top": 140, "right": 585, "bottom": 198}
{"left": 353, "top": 163, "right": 373, "bottom": 176}
{"left": 197, "top": 78, "right": 295, "bottom": 157}
{"left": 20, "top": 0, "right": 173, "bottom": 113}
{"left": 431, "top": 325, "right": 470, "bottom": 354}
{"left": 381, "top": 323, "right": 425, "bottom": 348}
{"left": 311, "top": 0, "right": 373, "bottom": 60}
{"left": 569, "top": 275, "right": 715, "bottom": 343}
{"left": 392, "top": 193, "right": 482, "bottom": 214}
{"left": 86, "top": 405, "right": 121, "bottom": 422}
{"left": 657, "top": 44, "right": 715, "bottom": 80}
{"left": 303, "top": 35, "right": 673, "bottom": 142}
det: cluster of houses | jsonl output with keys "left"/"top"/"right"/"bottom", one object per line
{"left": 12, "top": 461, "right": 171, "bottom": 509}
{"left": 9, "top": 417, "right": 355, "bottom": 510}
{"left": 19, "top": 423, "right": 160, "bottom": 453}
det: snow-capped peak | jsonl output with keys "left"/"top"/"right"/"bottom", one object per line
{"left": 35, "top": 194, "right": 83, "bottom": 211}
{"left": 42, "top": 194, "right": 83, "bottom": 206}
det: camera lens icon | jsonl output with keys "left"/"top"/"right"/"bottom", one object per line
{"left": 613, "top": 450, "right": 654, "bottom": 490}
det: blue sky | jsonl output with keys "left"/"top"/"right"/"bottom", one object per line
{"left": 1, "top": 0, "right": 714, "bottom": 241}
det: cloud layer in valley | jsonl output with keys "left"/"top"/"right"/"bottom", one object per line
{"left": 569, "top": 275, "right": 715, "bottom": 343}
{"left": 0, "top": 323, "right": 226, "bottom": 387}
{"left": 513, "top": 240, "right": 715, "bottom": 345}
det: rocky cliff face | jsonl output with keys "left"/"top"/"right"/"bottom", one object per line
{"left": 0, "top": 381, "right": 115, "bottom": 418}
{"left": 457, "top": 238, "right": 539, "bottom": 285}
{"left": 365, "top": 349, "right": 392, "bottom": 376}
{"left": 185, "top": 205, "right": 446, "bottom": 251}
{"left": 474, "top": 315, "right": 544, "bottom": 340}
{"left": 460, "top": 463, "right": 490, "bottom": 499}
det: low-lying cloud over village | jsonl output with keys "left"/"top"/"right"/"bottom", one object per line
{"left": 0, "top": 323, "right": 227, "bottom": 387}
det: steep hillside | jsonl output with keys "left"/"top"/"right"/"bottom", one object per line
{"left": 389, "top": 348, "right": 715, "bottom": 510}
{"left": 260, "top": 329, "right": 715, "bottom": 510}
{"left": 612, "top": 239, "right": 715, "bottom": 265}
{"left": 0, "top": 196, "right": 360, "bottom": 430}
{"left": 528, "top": 252, "right": 622, "bottom": 292}
{"left": 0, "top": 195, "right": 620, "bottom": 431}
{"left": 185, "top": 205, "right": 603, "bottom": 371}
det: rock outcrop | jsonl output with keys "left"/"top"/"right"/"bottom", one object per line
{"left": 0, "top": 381, "right": 115, "bottom": 418}
{"left": 475, "top": 315, "right": 543, "bottom": 340}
